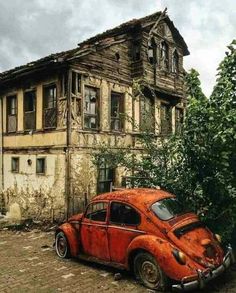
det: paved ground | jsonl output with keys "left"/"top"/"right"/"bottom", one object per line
{"left": 0, "top": 229, "right": 236, "bottom": 293}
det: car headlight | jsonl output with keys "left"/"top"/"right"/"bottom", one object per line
{"left": 215, "top": 234, "right": 222, "bottom": 243}
{"left": 172, "top": 248, "right": 187, "bottom": 265}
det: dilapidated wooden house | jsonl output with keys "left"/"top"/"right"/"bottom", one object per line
{"left": 0, "top": 11, "right": 189, "bottom": 221}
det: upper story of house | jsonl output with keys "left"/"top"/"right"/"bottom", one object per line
{"left": 0, "top": 11, "right": 189, "bottom": 150}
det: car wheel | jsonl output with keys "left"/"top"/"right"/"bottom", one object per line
{"left": 134, "top": 252, "right": 169, "bottom": 291}
{"left": 55, "top": 231, "right": 70, "bottom": 259}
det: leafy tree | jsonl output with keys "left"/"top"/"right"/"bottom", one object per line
{"left": 183, "top": 40, "right": 236, "bottom": 242}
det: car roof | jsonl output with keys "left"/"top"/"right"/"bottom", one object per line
{"left": 92, "top": 188, "right": 174, "bottom": 211}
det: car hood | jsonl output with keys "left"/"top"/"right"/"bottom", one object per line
{"left": 167, "top": 214, "right": 224, "bottom": 268}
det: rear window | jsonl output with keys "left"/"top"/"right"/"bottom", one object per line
{"left": 151, "top": 198, "right": 189, "bottom": 221}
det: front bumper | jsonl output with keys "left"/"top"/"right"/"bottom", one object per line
{"left": 172, "top": 245, "right": 235, "bottom": 292}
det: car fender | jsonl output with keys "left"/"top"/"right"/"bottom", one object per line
{"left": 56, "top": 223, "right": 80, "bottom": 257}
{"left": 127, "top": 235, "right": 201, "bottom": 281}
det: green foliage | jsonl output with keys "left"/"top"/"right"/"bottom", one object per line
{"left": 93, "top": 40, "right": 236, "bottom": 244}
{"left": 182, "top": 40, "right": 236, "bottom": 243}
{"left": 185, "top": 68, "right": 206, "bottom": 101}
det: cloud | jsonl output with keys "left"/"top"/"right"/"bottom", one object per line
{"left": 0, "top": 0, "right": 235, "bottom": 96}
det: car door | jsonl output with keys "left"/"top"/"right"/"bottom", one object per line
{"left": 107, "top": 201, "right": 143, "bottom": 264}
{"left": 80, "top": 201, "right": 110, "bottom": 261}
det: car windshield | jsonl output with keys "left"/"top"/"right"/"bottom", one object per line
{"left": 151, "top": 198, "right": 189, "bottom": 221}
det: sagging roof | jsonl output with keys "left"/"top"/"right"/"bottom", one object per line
{"left": 0, "top": 11, "right": 189, "bottom": 83}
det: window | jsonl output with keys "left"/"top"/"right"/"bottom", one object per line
{"left": 85, "top": 202, "right": 108, "bottom": 222}
{"left": 147, "top": 38, "right": 157, "bottom": 65}
{"left": 43, "top": 84, "right": 57, "bottom": 129}
{"left": 132, "top": 42, "right": 141, "bottom": 61}
{"left": 152, "top": 198, "right": 190, "bottom": 221}
{"left": 172, "top": 50, "right": 179, "bottom": 73}
{"left": 7, "top": 95, "right": 17, "bottom": 133}
{"left": 60, "top": 73, "right": 68, "bottom": 97}
{"left": 84, "top": 86, "right": 99, "bottom": 129}
{"left": 24, "top": 90, "right": 36, "bottom": 130}
{"left": 36, "top": 158, "right": 46, "bottom": 174}
{"left": 140, "top": 96, "right": 155, "bottom": 132}
{"left": 175, "top": 108, "right": 184, "bottom": 134}
{"left": 110, "top": 202, "right": 141, "bottom": 226}
{"left": 72, "top": 71, "right": 81, "bottom": 96}
{"left": 98, "top": 161, "right": 114, "bottom": 194}
{"left": 160, "top": 41, "right": 169, "bottom": 70}
{"left": 111, "top": 92, "right": 124, "bottom": 131}
{"left": 160, "top": 103, "right": 172, "bottom": 135}
{"left": 11, "top": 157, "right": 19, "bottom": 173}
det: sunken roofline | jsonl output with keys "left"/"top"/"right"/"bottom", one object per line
{"left": 0, "top": 11, "right": 189, "bottom": 83}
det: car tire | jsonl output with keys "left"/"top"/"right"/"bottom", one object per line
{"left": 134, "top": 252, "right": 169, "bottom": 291}
{"left": 55, "top": 231, "right": 70, "bottom": 259}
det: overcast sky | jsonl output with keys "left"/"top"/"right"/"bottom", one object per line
{"left": 0, "top": 0, "right": 235, "bottom": 96}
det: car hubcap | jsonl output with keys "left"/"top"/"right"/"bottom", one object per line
{"left": 57, "top": 236, "right": 67, "bottom": 256}
{"left": 141, "top": 261, "right": 159, "bottom": 284}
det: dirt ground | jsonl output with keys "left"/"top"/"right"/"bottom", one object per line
{"left": 0, "top": 229, "right": 236, "bottom": 293}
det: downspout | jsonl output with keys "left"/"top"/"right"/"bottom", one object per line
{"left": 65, "top": 69, "right": 72, "bottom": 219}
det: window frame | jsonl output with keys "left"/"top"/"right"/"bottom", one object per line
{"left": 172, "top": 49, "right": 179, "bottom": 74}
{"left": 140, "top": 95, "right": 155, "bottom": 132}
{"left": 84, "top": 86, "right": 100, "bottom": 130}
{"left": 132, "top": 41, "right": 141, "bottom": 62}
{"left": 160, "top": 41, "right": 169, "bottom": 71}
{"left": 36, "top": 157, "right": 46, "bottom": 175}
{"left": 110, "top": 91, "right": 125, "bottom": 132}
{"left": 160, "top": 102, "right": 172, "bottom": 135}
{"left": 11, "top": 157, "right": 19, "bottom": 173}
{"left": 43, "top": 83, "right": 57, "bottom": 129}
{"left": 97, "top": 161, "right": 115, "bottom": 194}
{"left": 23, "top": 89, "right": 36, "bottom": 131}
{"left": 84, "top": 201, "right": 109, "bottom": 223}
{"left": 72, "top": 71, "right": 81, "bottom": 96}
{"left": 147, "top": 37, "right": 157, "bottom": 65}
{"left": 175, "top": 107, "right": 184, "bottom": 134}
{"left": 6, "top": 94, "right": 18, "bottom": 133}
{"left": 109, "top": 201, "right": 141, "bottom": 227}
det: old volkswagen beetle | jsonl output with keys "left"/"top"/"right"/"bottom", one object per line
{"left": 55, "top": 188, "right": 235, "bottom": 291}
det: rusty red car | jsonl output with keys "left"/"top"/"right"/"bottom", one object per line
{"left": 55, "top": 188, "right": 234, "bottom": 291}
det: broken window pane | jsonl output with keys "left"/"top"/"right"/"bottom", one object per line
{"left": 7, "top": 95, "right": 17, "bottom": 133}
{"left": 43, "top": 84, "right": 57, "bottom": 128}
{"left": 11, "top": 157, "right": 19, "bottom": 173}
{"left": 24, "top": 90, "right": 36, "bottom": 130}
{"left": 84, "top": 86, "right": 99, "bottom": 129}
{"left": 160, "top": 103, "right": 172, "bottom": 135}
{"left": 111, "top": 92, "right": 124, "bottom": 131}
{"left": 36, "top": 158, "right": 46, "bottom": 174}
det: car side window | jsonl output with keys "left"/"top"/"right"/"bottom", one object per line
{"left": 110, "top": 202, "right": 141, "bottom": 226}
{"left": 85, "top": 202, "right": 108, "bottom": 222}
